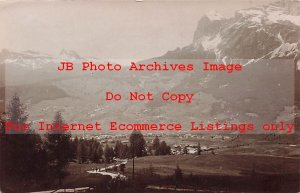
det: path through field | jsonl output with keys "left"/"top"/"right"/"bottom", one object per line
{"left": 87, "top": 159, "right": 128, "bottom": 180}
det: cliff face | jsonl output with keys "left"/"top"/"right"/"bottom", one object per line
{"left": 2, "top": 2, "right": 299, "bottom": 133}
{"left": 153, "top": 2, "right": 299, "bottom": 132}
{"left": 160, "top": 2, "right": 300, "bottom": 61}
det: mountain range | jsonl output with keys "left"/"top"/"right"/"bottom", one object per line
{"left": 0, "top": 1, "right": 299, "bottom": 134}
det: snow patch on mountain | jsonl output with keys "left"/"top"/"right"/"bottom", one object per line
{"left": 236, "top": 5, "right": 300, "bottom": 27}
{"left": 236, "top": 8, "right": 264, "bottom": 25}
{"left": 59, "top": 49, "right": 82, "bottom": 60}
{"left": 201, "top": 34, "right": 222, "bottom": 51}
{"left": 3, "top": 50, "right": 53, "bottom": 70}
{"left": 205, "top": 11, "right": 225, "bottom": 21}
{"left": 270, "top": 43, "right": 299, "bottom": 59}
{"left": 270, "top": 13, "right": 300, "bottom": 26}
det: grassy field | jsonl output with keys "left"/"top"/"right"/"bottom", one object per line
{"left": 125, "top": 154, "right": 300, "bottom": 176}
{"left": 123, "top": 153, "right": 299, "bottom": 192}
{"left": 62, "top": 134, "right": 300, "bottom": 193}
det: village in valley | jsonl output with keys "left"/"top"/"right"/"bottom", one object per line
{"left": 1, "top": 0, "right": 300, "bottom": 192}
{"left": 79, "top": 132, "right": 229, "bottom": 155}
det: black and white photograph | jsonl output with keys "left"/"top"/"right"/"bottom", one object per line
{"left": 0, "top": 0, "right": 299, "bottom": 192}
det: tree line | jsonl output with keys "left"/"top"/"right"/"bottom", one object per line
{"left": 0, "top": 94, "right": 172, "bottom": 192}
{"left": 73, "top": 129, "right": 172, "bottom": 164}
{"left": 0, "top": 94, "right": 73, "bottom": 190}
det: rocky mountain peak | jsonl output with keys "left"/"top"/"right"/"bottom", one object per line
{"left": 193, "top": 11, "right": 227, "bottom": 43}
{"left": 59, "top": 49, "right": 82, "bottom": 60}
{"left": 161, "top": 2, "right": 300, "bottom": 61}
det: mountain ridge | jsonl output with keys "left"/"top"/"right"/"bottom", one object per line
{"left": 0, "top": 1, "right": 299, "bottom": 134}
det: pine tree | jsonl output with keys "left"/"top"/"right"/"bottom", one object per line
{"left": 97, "top": 145, "right": 104, "bottom": 161}
{"left": 114, "top": 140, "right": 122, "bottom": 158}
{"left": 152, "top": 136, "right": 160, "bottom": 155}
{"left": 120, "top": 144, "right": 129, "bottom": 159}
{"left": 77, "top": 142, "right": 83, "bottom": 163}
{"left": 45, "top": 111, "right": 72, "bottom": 186}
{"left": 159, "top": 141, "right": 169, "bottom": 155}
{"left": 129, "top": 130, "right": 146, "bottom": 157}
{"left": 70, "top": 136, "right": 79, "bottom": 159}
{"left": 8, "top": 94, "right": 28, "bottom": 127}
{"left": 104, "top": 144, "right": 114, "bottom": 163}
{"left": 91, "top": 149, "right": 99, "bottom": 163}
{"left": 1, "top": 94, "right": 46, "bottom": 190}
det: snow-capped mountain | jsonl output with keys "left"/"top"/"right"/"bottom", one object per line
{"left": 160, "top": 1, "right": 300, "bottom": 62}
{"left": 1, "top": 1, "right": 299, "bottom": 133}
{"left": 149, "top": 1, "right": 299, "bottom": 132}
{"left": 1, "top": 49, "right": 85, "bottom": 72}
{"left": 59, "top": 49, "right": 83, "bottom": 60}
{"left": 2, "top": 49, "right": 53, "bottom": 70}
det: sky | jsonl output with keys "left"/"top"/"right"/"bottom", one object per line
{"left": 0, "top": 0, "right": 276, "bottom": 62}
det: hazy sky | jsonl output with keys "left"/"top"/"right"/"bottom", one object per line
{"left": 0, "top": 0, "right": 276, "bottom": 61}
